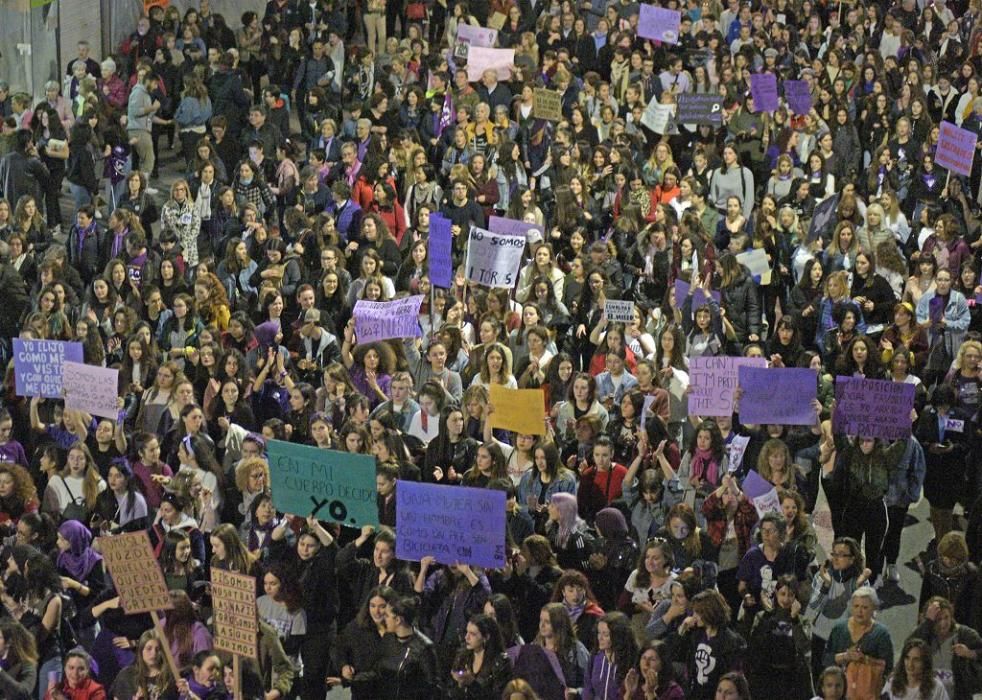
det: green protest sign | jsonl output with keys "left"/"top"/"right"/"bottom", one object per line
{"left": 267, "top": 440, "right": 379, "bottom": 527}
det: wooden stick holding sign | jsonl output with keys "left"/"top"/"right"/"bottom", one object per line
{"left": 98, "top": 532, "right": 180, "bottom": 680}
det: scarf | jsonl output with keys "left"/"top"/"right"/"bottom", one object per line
{"left": 565, "top": 601, "right": 586, "bottom": 623}
{"left": 57, "top": 520, "right": 103, "bottom": 581}
{"left": 629, "top": 186, "right": 651, "bottom": 218}
{"left": 110, "top": 226, "right": 129, "bottom": 260}
{"left": 689, "top": 447, "right": 719, "bottom": 486}
{"left": 76, "top": 220, "right": 96, "bottom": 256}
{"left": 345, "top": 160, "right": 362, "bottom": 187}
{"left": 248, "top": 517, "right": 277, "bottom": 551}
{"left": 195, "top": 181, "right": 213, "bottom": 221}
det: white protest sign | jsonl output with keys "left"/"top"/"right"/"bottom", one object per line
{"left": 63, "top": 361, "right": 120, "bottom": 419}
{"left": 605, "top": 299, "right": 635, "bottom": 323}
{"left": 465, "top": 226, "right": 525, "bottom": 288}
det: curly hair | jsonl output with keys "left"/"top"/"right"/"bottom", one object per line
{"left": 0, "top": 463, "right": 38, "bottom": 510}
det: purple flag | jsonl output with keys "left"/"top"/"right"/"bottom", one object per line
{"left": 428, "top": 213, "right": 453, "bottom": 288}
{"left": 436, "top": 91, "right": 454, "bottom": 138}
{"left": 783, "top": 80, "right": 812, "bottom": 116}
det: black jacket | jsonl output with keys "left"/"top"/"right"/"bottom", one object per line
{"left": 447, "top": 653, "right": 512, "bottom": 700}
{"left": 209, "top": 69, "right": 251, "bottom": 136}
{"left": 0, "top": 150, "right": 49, "bottom": 207}
{"left": 66, "top": 222, "right": 108, "bottom": 285}
{"left": 720, "top": 270, "right": 762, "bottom": 341}
{"left": 367, "top": 632, "right": 441, "bottom": 700}
{"left": 0, "top": 263, "right": 29, "bottom": 340}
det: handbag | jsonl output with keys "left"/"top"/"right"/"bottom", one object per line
{"left": 845, "top": 656, "right": 885, "bottom": 700}
{"left": 60, "top": 476, "right": 89, "bottom": 523}
{"left": 406, "top": 1, "right": 427, "bottom": 20}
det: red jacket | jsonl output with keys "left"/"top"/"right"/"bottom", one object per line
{"left": 577, "top": 464, "right": 627, "bottom": 521}
{"left": 371, "top": 200, "right": 407, "bottom": 245}
{"left": 45, "top": 679, "right": 107, "bottom": 700}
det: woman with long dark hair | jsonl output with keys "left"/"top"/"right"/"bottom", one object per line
{"left": 448, "top": 614, "right": 511, "bottom": 699}
{"left": 330, "top": 585, "right": 400, "bottom": 699}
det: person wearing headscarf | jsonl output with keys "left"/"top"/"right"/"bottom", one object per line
{"left": 55, "top": 520, "right": 107, "bottom": 622}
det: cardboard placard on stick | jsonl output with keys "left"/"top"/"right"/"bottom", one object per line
{"left": 533, "top": 88, "right": 562, "bottom": 121}
{"left": 212, "top": 568, "right": 258, "bottom": 659}
{"left": 99, "top": 532, "right": 173, "bottom": 614}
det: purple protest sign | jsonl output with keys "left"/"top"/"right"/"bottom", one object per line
{"left": 13, "top": 338, "right": 84, "bottom": 398}
{"left": 674, "top": 279, "right": 721, "bottom": 310}
{"left": 929, "top": 295, "right": 945, "bottom": 324}
{"left": 737, "top": 366, "right": 817, "bottom": 426}
{"left": 396, "top": 481, "right": 506, "bottom": 568}
{"left": 832, "top": 376, "right": 915, "bottom": 440}
{"left": 353, "top": 296, "right": 424, "bottom": 344}
{"left": 935, "top": 120, "right": 978, "bottom": 177}
{"left": 428, "top": 213, "right": 453, "bottom": 288}
{"left": 488, "top": 215, "right": 542, "bottom": 240}
{"left": 783, "top": 80, "right": 812, "bottom": 116}
{"left": 689, "top": 356, "right": 767, "bottom": 417}
{"left": 741, "top": 470, "right": 783, "bottom": 517}
{"left": 638, "top": 5, "right": 681, "bottom": 43}
{"left": 750, "top": 73, "right": 779, "bottom": 113}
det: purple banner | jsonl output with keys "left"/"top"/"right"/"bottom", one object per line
{"left": 396, "top": 481, "right": 506, "bottom": 568}
{"left": 783, "top": 80, "right": 812, "bottom": 116}
{"left": 487, "top": 215, "right": 541, "bottom": 239}
{"left": 689, "top": 356, "right": 768, "bottom": 417}
{"left": 832, "top": 376, "right": 915, "bottom": 440}
{"left": 13, "top": 338, "right": 84, "bottom": 398}
{"left": 750, "top": 73, "right": 779, "bottom": 113}
{"left": 428, "top": 213, "right": 453, "bottom": 288}
{"left": 353, "top": 296, "right": 424, "bottom": 344}
{"left": 737, "top": 366, "right": 817, "bottom": 426}
{"left": 638, "top": 5, "right": 681, "bottom": 43}
{"left": 674, "top": 279, "right": 721, "bottom": 310}
{"left": 935, "top": 120, "right": 977, "bottom": 177}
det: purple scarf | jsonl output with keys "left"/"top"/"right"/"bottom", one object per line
{"left": 57, "top": 520, "right": 102, "bottom": 581}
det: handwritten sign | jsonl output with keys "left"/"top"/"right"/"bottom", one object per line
{"left": 638, "top": 5, "right": 681, "bottom": 43}
{"left": 935, "top": 120, "right": 978, "bottom": 177}
{"left": 487, "top": 12, "right": 507, "bottom": 29}
{"left": 605, "top": 299, "right": 635, "bottom": 323}
{"left": 737, "top": 366, "right": 817, "bottom": 426}
{"left": 489, "top": 384, "right": 546, "bottom": 435}
{"left": 466, "top": 47, "right": 514, "bottom": 82}
{"left": 533, "top": 88, "right": 562, "bottom": 121}
{"left": 428, "top": 213, "right": 453, "bottom": 288}
{"left": 832, "top": 376, "right": 914, "bottom": 440}
{"left": 212, "top": 569, "right": 258, "bottom": 659}
{"left": 689, "top": 356, "right": 767, "bottom": 417}
{"left": 674, "top": 279, "right": 721, "bottom": 310}
{"left": 100, "top": 532, "right": 174, "bottom": 614}
{"left": 678, "top": 93, "right": 723, "bottom": 127}
{"left": 783, "top": 80, "right": 812, "bottom": 116}
{"left": 396, "top": 481, "right": 507, "bottom": 568}
{"left": 641, "top": 97, "right": 674, "bottom": 134}
{"left": 456, "top": 24, "right": 498, "bottom": 48}
{"left": 267, "top": 440, "right": 379, "bottom": 526}
{"left": 353, "top": 296, "right": 424, "bottom": 344}
{"left": 466, "top": 226, "right": 526, "bottom": 288}
{"left": 750, "top": 73, "right": 779, "bottom": 113}
{"left": 488, "top": 216, "right": 542, "bottom": 241}
{"left": 13, "top": 339, "right": 83, "bottom": 398}
{"left": 742, "top": 470, "right": 782, "bottom": 518}
{"left": 62, "top": 361, "right": 120, "bottom": 420}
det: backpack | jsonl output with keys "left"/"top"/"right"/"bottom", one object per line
{"left": 60, "top": 477, "right": 90, "bottom": 523}
{"left": 749, "top": 613, "right": 798, "bottom": 671}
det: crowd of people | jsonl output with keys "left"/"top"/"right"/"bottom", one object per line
{"left": 0, "top": 0, "right": 981, "bottom": 698}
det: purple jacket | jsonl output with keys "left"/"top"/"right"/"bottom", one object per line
{"left": 583, "top": 652, "right": 623, "bottom": 700}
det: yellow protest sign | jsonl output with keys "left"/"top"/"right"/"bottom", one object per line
{"left": 99, "top": 532, "right": 174, "bottom": 614}
{"left": 489, "top": 384, "right": 547, "bottom": 435}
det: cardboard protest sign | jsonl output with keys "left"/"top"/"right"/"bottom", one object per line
{"left": 428, "top": 213, "right": 454, "bottom": 288}
{"left": 62, "top": 361, "right": 120, "bottom": 419}
{"left": 935, "top": 121, "right": 978, "bottom": 177}
{"left": 488, "top": 216, "right": 542, "bottom": 240}
{"left": 212, "top": 569, "right": 258, "bottom": 659}
{"left": 832, "top": 376, "right": 915, "bottom": 440}
{"left": 604, "top": 299, "right": 635, "bottom": 323}
{"left": 267, "top": 440, "right": 379, "bottom": 526}
{"left": 750, "top": 73, "right": 779, "bottom": 112}
{"left": 638, "top": 5, "right": 681, "bottom": 43}
{"left": 533, "top": 88, "right": 562, "bottom": 121}
{"left": 466, "top": 226, "right": 525, "bottom": 288}
{"left": 737, "top": 366, "right": 817, "bottom": 426}
{"left": 396, "top": 481, "right": 507, "bottom": 568}
{"left": 100, "top": 532, "right": 174, "bottom": 614}
{"left": 674, "top": 279, "right": 721, "bottom": 310}
{"left": 353, "top": 296, "right": 424, "bottom": 344}
{"left": 677, "top": 93, "right": 723, "bottom": 126}
{"left": 13, "top": 339, "right": 83, "bottom": 398}
{"left": 489, "top": 384, "right": 546, "bottom": 435}
{"left": 783, "top": 80, "right": 813, "bottom": 116}
{"left": 466, "top": 47, "right": 514, "bottom": 81}
{"left": 689, "top": 356, "right": 767, "bottom": 417}
{"left": 742, "top": 470, "right": 783, "bottom": 518}
{"left": 487, "top": 11, "right": 507, "bottom": 29}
